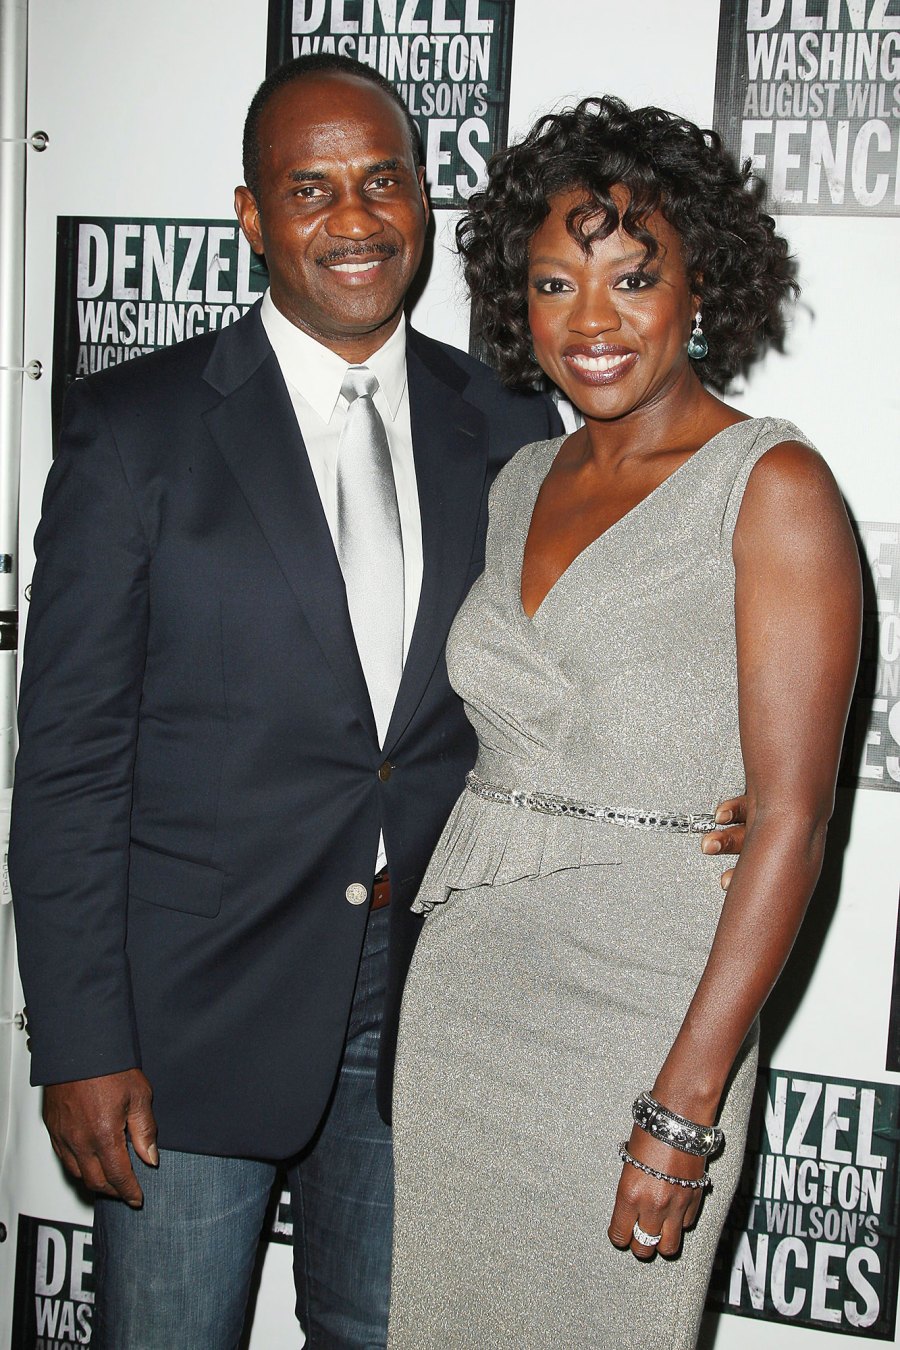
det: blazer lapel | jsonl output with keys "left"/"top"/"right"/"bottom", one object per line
{"left": 383, "top": 329, "right": 488, "bottom": 751}
{"left": 202, "top": 309, "right": 378, "bottom": 743}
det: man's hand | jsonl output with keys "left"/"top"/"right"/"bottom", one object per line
{"left": 702, "top": 794, "right": 748, "bottom": 889}
{"left": 43, "top": 1068, "right": 158, "bottom": 1207}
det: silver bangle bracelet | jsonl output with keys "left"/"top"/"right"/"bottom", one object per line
{"left": 618, "top": 1142, "right": 711, "bottom": 1192}
{"left": 632, "top": 1092, "right": 724, "bottom": 1158}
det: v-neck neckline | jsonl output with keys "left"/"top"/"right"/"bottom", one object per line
{"left": 518, "top": 421, "right": 752, "bottom": 625}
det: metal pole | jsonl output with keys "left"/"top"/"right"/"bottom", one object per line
{"left": 0, "top": 0, "right": 28, "bottom": 785}
{"left": 0, "top": 0, "right": 29, "bottom": 1270}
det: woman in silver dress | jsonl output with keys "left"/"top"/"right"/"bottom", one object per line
{"left": 388, "top": 97, "right": 862, "bottom": 1348}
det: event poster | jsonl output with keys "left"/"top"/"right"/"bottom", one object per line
{"left": 265, "top": 1, "right": 516, "bottom": 207}
{"left": 708, "top": 1067, "right": 900, "bottom": 1338}
{"left": 888, "top": 885, "right": 900, "bottom": 1072}
{"left": 11, "top": 1215, "right": 95, "bottom": 1348}
{"left": 51, "top": 217, "right": 268, "bottom": 444}
{"left": 269, "top": 1185, "right": 294, "bottom": 1244}
{"left": 840, "top": 521, "right": 900, "bottom": 792}
{"left": 713, "top": 0, "right": 900, "bottom": 214}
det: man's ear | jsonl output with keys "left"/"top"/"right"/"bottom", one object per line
{"left": 234, "top": 186, "right": 264, "bottom": 256}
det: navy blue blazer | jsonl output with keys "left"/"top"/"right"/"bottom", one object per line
{"left": 9, "top": 303, "right": 562, "bottom": 1158}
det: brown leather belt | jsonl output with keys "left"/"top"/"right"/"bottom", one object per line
{"left": 371, "top": 868, "right": 391, "bottom": 910}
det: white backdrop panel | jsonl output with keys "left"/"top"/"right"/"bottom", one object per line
{"left": 1, "top": 2, "right": 897, "bottom": 1347}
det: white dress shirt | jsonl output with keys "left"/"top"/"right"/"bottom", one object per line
{"left": 261, "top": 290, "right": 423, "bottom": 875}
{"left": 261, "top": 290, "right": 423, "bottom": 661}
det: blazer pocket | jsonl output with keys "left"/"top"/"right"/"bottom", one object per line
{"left": 128, "top": 842, "right": 224, "bottom": 918}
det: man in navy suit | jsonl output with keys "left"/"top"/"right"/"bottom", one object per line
{"left": 9, "top": 54, "right": 563, "bottom": 1349}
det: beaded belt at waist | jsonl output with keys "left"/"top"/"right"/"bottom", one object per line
{"left": 465, "top": 770, "right": 726, "bottom": 835}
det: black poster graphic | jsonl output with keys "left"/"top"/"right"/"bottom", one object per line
{"left": 840, "top": 521, "right": 900, "bottom": 791}
{"left": 886, "top": 884, "right": 900, "bottom": 1071}
{"left": 265, "top": 1, "right": 516, "bottom": 208}
{"left": 12, "top": 1214, "right": 95, "bottom": 1348}
{"left": 269, "top": 1183, "right": 294, "bottom": 1244}
{"left": 708, "top": 1068, "right": 900, "bottom": 1337}
{"left": 51, "top": 217, "right": 268, "bottom": 445}
{"left": 714, "top": 1, "right": 900, "bottom": 215}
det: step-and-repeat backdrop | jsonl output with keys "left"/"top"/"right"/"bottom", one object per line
{"left": 1, "top": 2, "right": 898, "bottom": 1346}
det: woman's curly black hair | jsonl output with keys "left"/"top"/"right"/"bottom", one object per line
{"left": 457, "top": 96, "right": 798, "bottom": 392}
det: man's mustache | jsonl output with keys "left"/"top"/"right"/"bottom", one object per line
{"left": 317, "top": 243, "right": 400, "bottom": 266}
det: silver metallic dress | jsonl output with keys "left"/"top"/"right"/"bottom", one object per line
{"left": 388, "top": 418, "right": 809, "bottom": 1349}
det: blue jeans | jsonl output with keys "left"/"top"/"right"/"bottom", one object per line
{"left": 92, "top": 906, "right": 394, "bottom": 1349}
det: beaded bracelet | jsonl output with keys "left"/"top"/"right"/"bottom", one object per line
{"left": 632, "top": 1091, "right": 724, "bottom": 1158}
{"left": 618, "top": 1142, "right": 711, "bottom": 1192}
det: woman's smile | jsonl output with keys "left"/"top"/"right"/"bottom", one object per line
{"left": 563, "top": 344, "right": 637, "bottom": 383}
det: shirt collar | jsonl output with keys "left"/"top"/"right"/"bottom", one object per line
{"left": 363, "top": 317, "right": 407, "bottom": 420}
{"left": 261, "top": 289, "right": 407, "bottom": 423}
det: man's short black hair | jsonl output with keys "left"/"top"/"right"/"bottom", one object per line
{"left": 242, "top": 54, "right": 422, "bottom": 198}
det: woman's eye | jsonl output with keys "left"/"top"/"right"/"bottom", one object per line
{"left": 616, "top": 272, "right": 654, "bottom": 291}
{"left": 533, "top": 277, "right": 571, "bottom": 294}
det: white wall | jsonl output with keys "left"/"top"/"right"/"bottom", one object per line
{"left": 1, "top": 2, "right": 898, "bottom": 1346}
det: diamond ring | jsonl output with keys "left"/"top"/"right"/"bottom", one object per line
{"left": 633, "top": 1222, "right": 662, "bottom": 1248}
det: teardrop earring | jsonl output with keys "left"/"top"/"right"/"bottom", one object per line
{"left": 687, "top": 311, "right": 708, "bottom": 360}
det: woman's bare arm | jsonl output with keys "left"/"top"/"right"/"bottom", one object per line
{"left": 608, "top": 440, "right": 862, "bottom": 1260}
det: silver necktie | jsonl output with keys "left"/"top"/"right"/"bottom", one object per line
{"left": 335, "top": 366, "right": 405, "bottom": 745}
